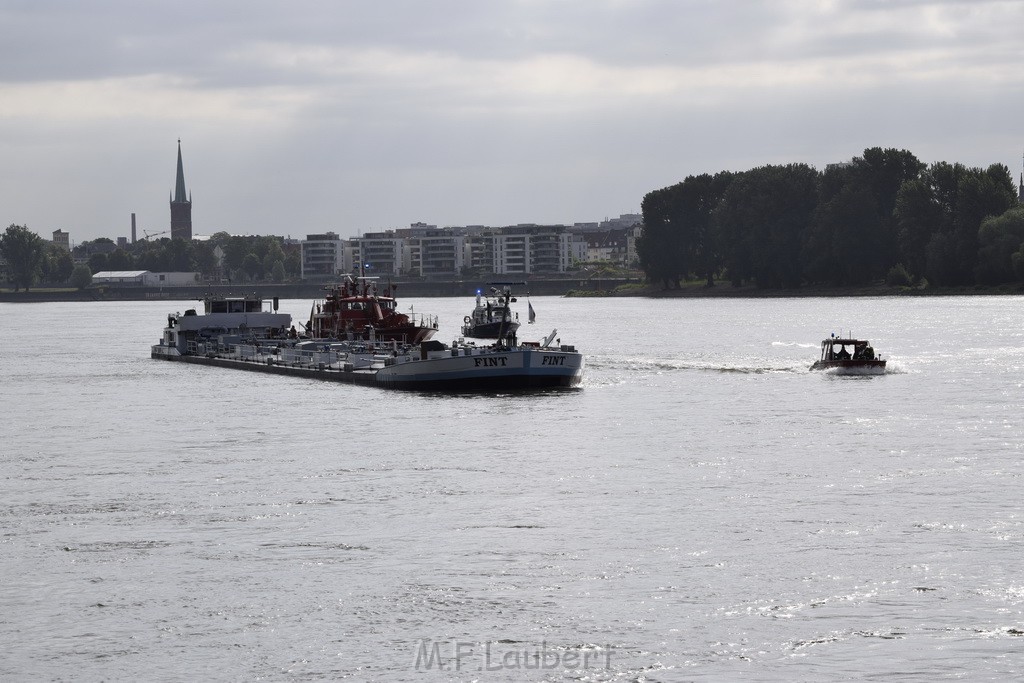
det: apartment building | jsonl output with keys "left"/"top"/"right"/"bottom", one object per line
{"left": 406, "top": 231, "right": 465, "bottom": 277}
{"left": 354, "top": 232, "right": 403, "bottom": 277}
{"left": 300, "top": 232, "right": 344, "bottom": 280}
{"left": 300, "top": 216, "right": 643, "bottom": 279}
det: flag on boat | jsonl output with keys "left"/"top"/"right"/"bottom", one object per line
{"left": 528, "top": 300, "right": 536, "bottom": 324}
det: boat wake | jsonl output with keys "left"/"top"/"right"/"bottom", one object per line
{"left": 587, "top": 355, "right": 805, "bottom": 375}
{"left": 820, "top": 363, "right": 905, "bottom": 377}
{"left": 882, "top": 360, "right": 910, "bottom": 374}
{"left": 771, "top": 341, "right": 820, "bottom": 349}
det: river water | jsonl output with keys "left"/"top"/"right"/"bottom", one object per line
{"left": 1, "top": 295, "right": 1023, "bottom": 681}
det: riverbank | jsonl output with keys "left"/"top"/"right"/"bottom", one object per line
{"left": 565, "top": 281, "right": 1024, "bottom": 298}
{"left": 4, "top": 278, "right": 1024, "bottom": 302}
{"left": 0, "top": 277, "right": 631, "bottom": 303}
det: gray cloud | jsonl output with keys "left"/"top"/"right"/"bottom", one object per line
{"left": 1, "top": 0, "right": 1021, "bottom": 242}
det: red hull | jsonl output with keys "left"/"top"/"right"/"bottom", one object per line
{"left": 308, "top": 279, "right": 437, "bottom": 343}
{"left": 810, "top": 359, "right": 886, "bottom": 374}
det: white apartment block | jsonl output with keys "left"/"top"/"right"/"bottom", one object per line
{"left": 301, "top": 232, "right": 344, "bottom": 280}
{"left": 299, "top": 216, "right": 643, "bottom": 279}
{"left": 405, "top": 232, "right": 465, "bottom": 277}
{"left": 354, "top": 234, "right": 403, "bottom": 277}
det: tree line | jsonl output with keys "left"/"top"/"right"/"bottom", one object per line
{"left": 0, "top": 228, "right": 302, "bottom": 291}
{"left": 637, "top": 147, "right": 1023, "bottom": 289}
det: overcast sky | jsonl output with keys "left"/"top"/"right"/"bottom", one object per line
{"left": 2, "top": 0, "right": 1022, "bottom": 243}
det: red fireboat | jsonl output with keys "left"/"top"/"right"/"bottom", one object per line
{"left": 306, "top": 277, "right": 438, "bottom": 343}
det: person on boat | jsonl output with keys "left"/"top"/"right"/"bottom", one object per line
{"left": 836, "top": 345, "right": 851, "bottom": 360}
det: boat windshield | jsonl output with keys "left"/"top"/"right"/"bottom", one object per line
{"left": 821, "top": 339, "right": 873, "bottom": 360}
{"left": 207, "top": 298, "right": 263, "bottom": 314}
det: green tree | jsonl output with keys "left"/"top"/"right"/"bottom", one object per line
{"left": 262, "top": 254, "right": 278, "bottom": 280}
{"left": 271, "top": 260, "right": 286, "bottom": 282}
{"left": 70, "top": 264, "right": 93, "bottom": 289}
{"left": 72, "top": 237, "right": 116, "bottom": 260}
{"left": 885, "top": 263, "right": 914, "bottom": 287}
{"left": 924, "top": 231, "right": 961, "bottom": 286}
{"left": 952, "top": 163, "right": 1018, "bottom": 281}
{"left": 638, "top": 171, "right": 735, "bottom": 288}
{"left": 242, "top": 253, "right": 263, "bottom": 280}
{"left": 52, "top": 248, "right": 75, "bottom": 284}
{"left": 164, "top": 238, "right": 194, "bottom": 271}
{"left": 638, "top": 186, "right": 687, "bottom": 288}
{"left": 262, "top": 240, "right": 286, "bottom": 274}
{"left": 223, "top": 236, "right": 252, "bottom": 273}
{"left": 284, "top": 251, "right": 301, "bottom": 278}
{"left": 39, "top": 244, "right": 75, "bottom": 285}
{"left": 106, "top": 248, "right": 133, "bottom": 270}
{"left": 208, "top": 231, "right": 233, "bottom": 251}
{"left": 854, "top": 147, "right": 925, "bottom": 271}
{"left": 192, "top": 241, "right": 218, "bottom": 277}
{"left": 805, "top": 180, "right": 881, "bottom": 285}
{"left": 134, "top": 238, "right": 171, "bottom": 271}
{"left": 857, "top": 147, "right": 926, "bottom": 220}
{"left": 976, "top": 207, "right": 1024, "bottom": 284}
{"left": 894, "top": 177, "right": 945, "bottom": 278}
{"left": 805, "top": 148, "right": 923, "bottom": 286}
{"left": 255, "top": 236, "right": 284, "bottom": 263}
{"left": 716, "top": 164, "right": 819, "bottom": 288}
{"left": 0, "top": 224, "right": 46, "bottom": 291}
{"left": 803, "top": 163, "right": 853, "bottom": 285}
{"left": 896, "top": 162, "right": 1017, "bottom": 285}
{"left": 88, "top": 252, "right": 108, "bottom": 273}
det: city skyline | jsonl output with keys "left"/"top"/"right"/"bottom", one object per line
{"left": 2, "top": 1, "right": 1022, "bottom": 243}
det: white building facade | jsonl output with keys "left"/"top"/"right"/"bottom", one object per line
{"left": 92, "top": 270, "right": 202, "bottom": 286}
{"left": 301, "top": 232, "right": 344, "bottom": 280}
{"left": 298, "top": 216, "right": 642, "bottom": 279}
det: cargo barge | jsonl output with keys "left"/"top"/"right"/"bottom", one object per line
{"left": 151, "top": 292, "right": 583, "bottom": 391}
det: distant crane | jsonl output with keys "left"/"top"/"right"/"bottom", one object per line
{"left": 143, "top": 229, "right": 170, "bottom": 241}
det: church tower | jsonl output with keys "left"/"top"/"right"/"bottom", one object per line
{"left": 1019, "top": 149, "right": 1023, "bottom": 203}
{"left": 170, "top": 139, "right": 193, "bottom": 241}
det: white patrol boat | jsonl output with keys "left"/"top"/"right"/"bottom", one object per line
{"left": 461, "top": 282, "right": 524, "bottom": 339}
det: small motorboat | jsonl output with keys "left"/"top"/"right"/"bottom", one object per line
{"left": 810, "top": 336, "right": 886, "bottom": 375}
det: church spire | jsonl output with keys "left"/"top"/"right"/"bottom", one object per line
{"left": 1019, "top": 148, "right": 1023, "bottom": 203}
{"left": 173, "top": 139, "right": 188, "bottom": 204}
{"left": 170, "top": 139, "right": 193, "bottom": 240}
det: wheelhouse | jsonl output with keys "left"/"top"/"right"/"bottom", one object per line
{"left": 819, "top": 338, "right": 876, "bottom": 361}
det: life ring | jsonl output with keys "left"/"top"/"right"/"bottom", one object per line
{"left": 464, "top": 316, "right": 472, "bottom": 324}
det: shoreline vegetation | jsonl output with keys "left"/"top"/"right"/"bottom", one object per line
{"left": 566, "top": 282, "right": 1024, "bottom": 298}
{"left": 5, "top": 149, "right": 1024, "bottom": 301}
{"left": 4, "top": 279, "right": 1024, "bottom": 303}
{"left": 635, "top": 149, "right": 1024, "bottom": 295}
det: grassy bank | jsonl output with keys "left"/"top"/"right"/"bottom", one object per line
{"left": 5, "top": 280, "right": 1024, "bottom": 302}
{"left": 566, "top": 281, "right": 1024, "bottom": 298}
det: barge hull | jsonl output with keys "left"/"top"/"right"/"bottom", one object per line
{"left": 153, "top": 352, "right": 582, "bottom": 390}
{"left": 153, "top": 352, "right": 381, "bottom": 386}
{"left": 377, "top": 373, "right": 581, "bottom": 391}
